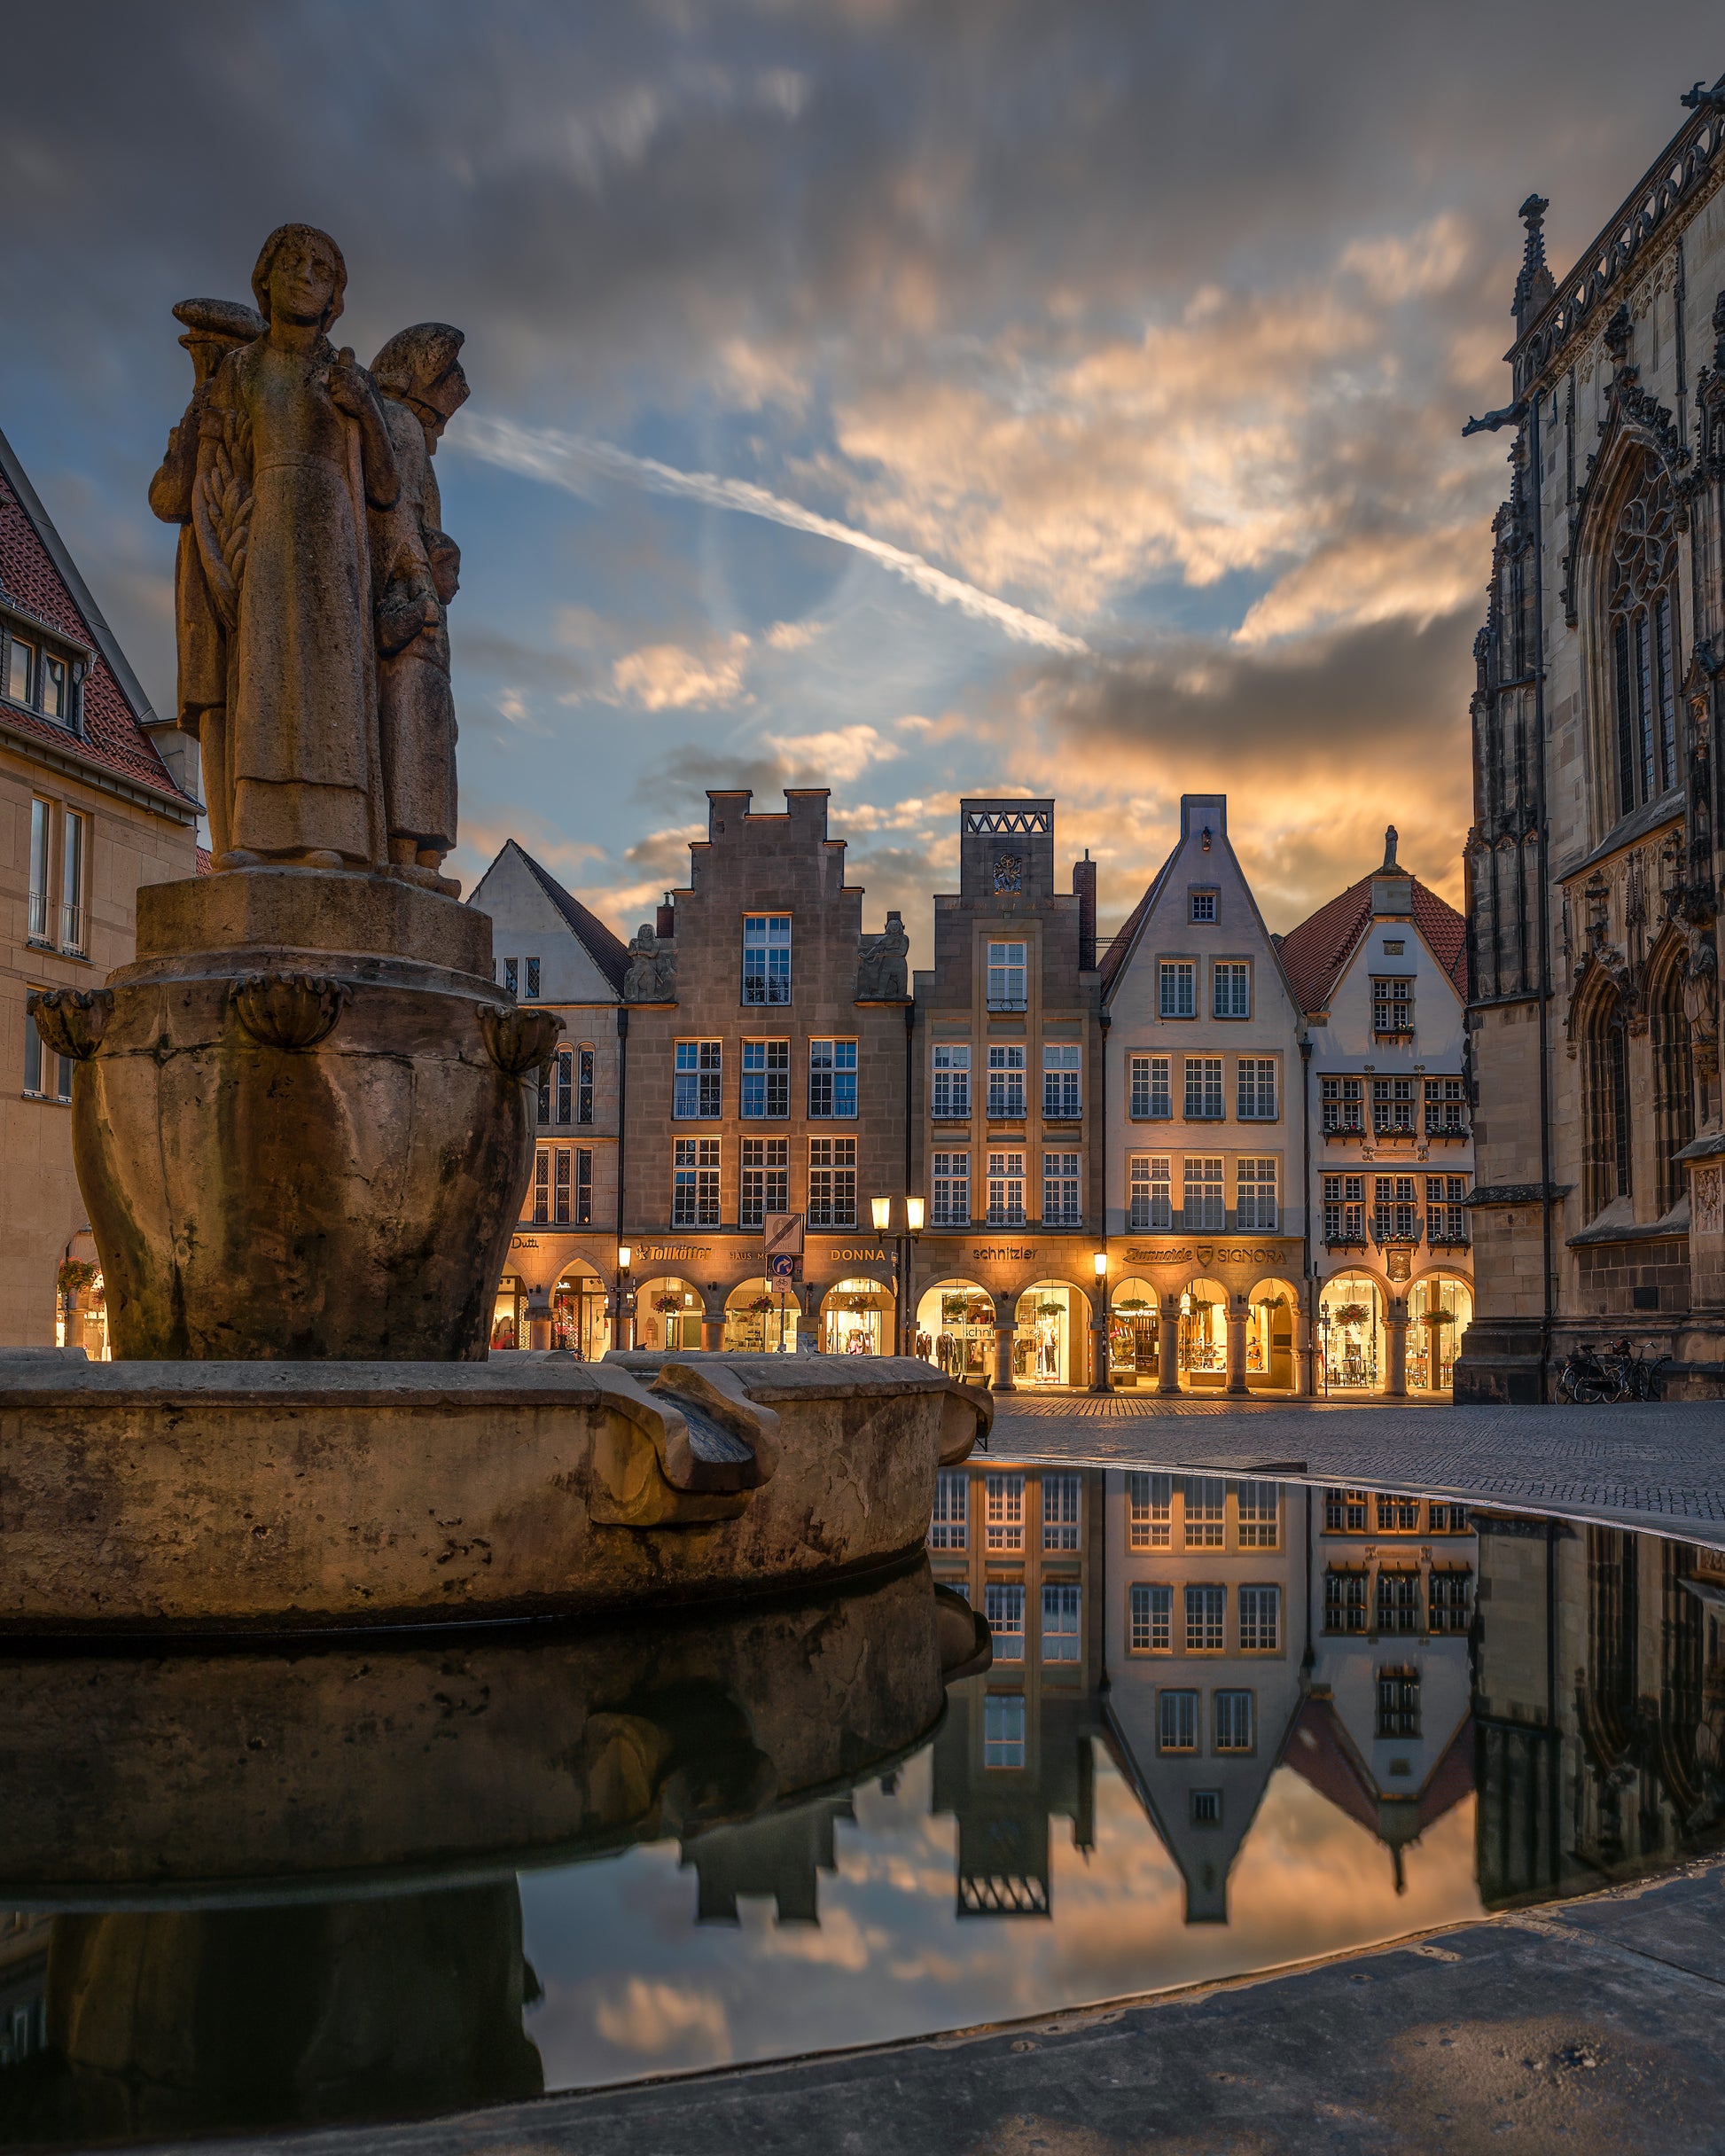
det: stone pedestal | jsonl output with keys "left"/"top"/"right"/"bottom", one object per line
{"left": 35, "top": 869, "right": 552, "bottom": 1361}
{"left": 1225, "top": 1298, "right": 1249, "bottom": 1396}
{"left": 1159, "top": 1293, "right": 1183, "bottom": 1394}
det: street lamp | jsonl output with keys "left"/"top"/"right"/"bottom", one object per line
{"left": 870, "top": 1194, "right": 925, "bottom": 1355}
{"left": 1089, "top": 1247, "right": 1112, "bottom": 1394}
{"left": 616, "top": 1243, "right": 632, "bottom": 1352}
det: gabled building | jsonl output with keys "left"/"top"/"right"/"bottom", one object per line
{"left": 467, "top": 839, "right": 629, "bottom": 1355}
{"left": 1098, "top": 794, "right": 1305, "bottom": 1394}
{"left": 1279, "top": 829, "right": 1473, "bottom": 1395}
{"left": 1, "top": 425, "right": 200, "bottom": 1347}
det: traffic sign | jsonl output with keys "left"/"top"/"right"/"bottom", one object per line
{"left": 763, "top": 1210, "right": 804, "bottom": 1258}
{"left": 769, "top": 1253, "right": 795, "bottom": 1283}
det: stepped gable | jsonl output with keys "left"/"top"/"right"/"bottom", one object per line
{"left": 508, "top": 838, "right": 630, "bottom": 994}
{"left": 1277, "top": 869, "right": 1465, "bottom": 1017}
{"left": 0, "top": 427, "right": 190, "bottom": 806}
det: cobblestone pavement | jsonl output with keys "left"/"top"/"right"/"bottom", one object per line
{"left": 981, "top": 1397, "right": 1725, "bottom": 1546}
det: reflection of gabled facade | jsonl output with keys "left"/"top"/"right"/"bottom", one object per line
{"left": 681, "top": 1796, "right": 855, "bottom": 1926}
{"left": 927, "top": 1463, "right": 1104, "bottom": 1914}
{"left": 1100, "top": 1472, "right": 1305, "bottom": 1922}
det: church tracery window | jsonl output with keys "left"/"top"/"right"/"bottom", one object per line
{"left": 1606, "top": 457, "right": 1680, "bottom": 819}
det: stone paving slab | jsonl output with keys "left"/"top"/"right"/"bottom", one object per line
{"left": 165, "top": 1861, "right": 1725, "bottom": 2156}
{"left": 983, "top": 1398, "right": 1725, "bottom": 1548}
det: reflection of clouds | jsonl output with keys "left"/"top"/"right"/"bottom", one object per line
{"left": 594, "top": 1976, "right": 732, "bottom": 2058}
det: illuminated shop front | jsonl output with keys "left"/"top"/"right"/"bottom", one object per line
{"left": 1178, "top": 1277, "right": 1229, "bottom": 1386}
{"left": 550, "top": 1261, "right": 612, "bottom": 1359}
{"left": 723, "top": 1276, "right": 799, "bottom": 1353}
{"left": 917, "top": 1282, "right": 995, "bottom": 1381}
{"left": 1409, "top": 1274, "right": 1472, "bottom": 1394}
{"left": 491, "top": 1272, "right": 526, "bottom": 1350}
{"left": 1013, "top": 1280, "right": 1087, "bottom": 1387}
{"left": 1319, "top": 1271, "right": 1384, "bottom": 1392}
{"left": 1108, "top": 1275, "right": 1160, "bottom": 1386}
{"left": 634, "top": 1277, "right": 705, "bottom": 1351}
{"left": 1246, "top": 1279, "right": 1298, "bottom": 1389}
{"left": 823, "top": 1277, "right": 888, "bottom": 1355}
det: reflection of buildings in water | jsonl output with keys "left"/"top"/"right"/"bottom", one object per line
{"left": 0, "top": 1911, "right": 51, "bottom": 2073}
{"left": 681, "top": 1797, "right": 856, "bottom": 1926}
{"left": 1473, "top": 1515, "right": 1724, "bottom": 1908}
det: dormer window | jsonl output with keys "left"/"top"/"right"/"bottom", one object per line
{"left": 2, "top": 613, "right": 85, "bottom": 734}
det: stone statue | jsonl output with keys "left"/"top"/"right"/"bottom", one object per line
{"left": 369, "top": 324, "right": 468, "bottom": 894}
{"left": 192, "top": 224, "right": 400, "bottom": 870}
{"left": 856, "top": 910, "right": 909, "bottom": 1000}
{"left": 1685, "top": 924, "right": 1721, "bottom": 1082}
{"left": 148, "top": 297, "right": 265, "bottom": 863}
{"left": 623, "top": 926, "right": 676, "bottom": 1002}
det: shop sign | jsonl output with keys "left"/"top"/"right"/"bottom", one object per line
{"left": 823, "top": 1245, "right": 888, "bottom": 1263}
{"left": 633, "top": 1243, "right": 769, "bottom": 1265}
{"left": 970, "top": 1245, "right": 1041, "bottom": 1262}
{"left": 511, "top": 1237, "right": 540, "bottom": 1249}
{"left": 1124, "top": 1243, "right": 1296, "bottom": 1268}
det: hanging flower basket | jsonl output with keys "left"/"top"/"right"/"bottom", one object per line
{"left": 1421, "top": 1308, "right": 1455, "bottom": 1328}
{"left": 57, "top": 1259, "right": 98, "bottom": 1299}
{"left": 652, "top": 1292, "right": 683, "bottom": 1315}
{"left": 745, "top": 1295, "right": 774, "bottom": 1315}
{"left": 1330, "top": 1301, "right": 1372, "bottom": 1329}
{"left": 1035, "top": 1299, "right": 1065, "bottom": 1318}
{"left": 1115, "top": 1296, "right": 1151, "bottom": 1312}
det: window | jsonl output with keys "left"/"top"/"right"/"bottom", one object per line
{"left": 1214, "top": 1691, "right": 1254, "bottom": 1754}
{"left": 1129, "top": 1052, "right": 1171, "bottom": 1120}
{"left": 574, "top": 1147, "right": 592, "bottom": 1225}
{"left": 503, "top": 957, "right": 518, "bottom": 996}
{"left": 808, "top": 1038, "right": 857, "bottom": 1118}
{"left": 932, "top": 1151, "right": 970, "bottom": 1227}
{"left": 1183, "top": 1155, "right": 1224, "bottom": 1230}
{"left": 1190, "top": 889, "right": 1217, "bottom": 923}
{"left": 1191, "top": 1788, "right": 1223, "bottom": 1824}
{"left": 1185, "top": 1585, "right": 1225, "bottom": 1652}
{"left": 1213, "top": 961, "right": 1250, "bottom": 1019}
{"left": 985, "top": 1582, "right": 1025, "bottom": 1660}
{"left": 1321, "top": 1076, "right": 1363, "bottom": 1134}
{"left": 532, "top": 1148, "right": 549, "bottom": 1223}
{"left": 7, "top": 635, "right": 35, "bottom": 705}
{"left": 1325, "top": 1489, "right": 1370, "bottom": 1533}
{"left": 1042, "top": 1472, "right": 1081, "bottom": 1551}
{"left": 742, "top": 914, "right": 792, "bottom": 1004}
{"left": 1377, "top": 1492, "right": 1420, "bottom": 1532}
{"left": 1159, "top": 960, "right": 1196, "bottom": 1019}
{"left": 740, "top": 1137, "right": 788, "bottom": 1227}
{"left": 674, "top": 1039, "right": 722, "bottom": 1119}
{"left": 1128, "top": 1153, "right": 1172, "bottom": 1231}
{"left": 1042, "top": 1582, "right": 1081, "bottom": 1662}
{"left": 547, "top": 1048, "right": 571, "bottom": 1125}
{"left": 1236, "top": 1157, "right": 1277, "bottom": 1231}
{"left": 1373, "top": 1175, "right": 1418, "bottom": 1241}
{"left": 987, "top": 940, "right": 1027, "bottom": 1011}
{"left": 930, "top": 1471, "right": 969, "bottom": 1550}
{"left": 1042, "top": 1043, "right": 1081, "bottom": 1118}
{"left": 1238, "top": 1585, "right": 1280, "bottom": 1652}
{"left": 933, "top": 1043, "right": 971, "bottom": 1119}
{"left": 525, "top": 957, "right": 540, "bottom": 999}
{"left": 987, "top": 1044, "right": 1026, "bottom": 1118}
{"left": 987, "top": 1150, "right": 1026, "bottom": 1225}
{"left": 1236, "top": 1482, "right": 1280, "bottom": 1549}
{"left": 1372, "top": 1076, "right": 1416, "bottom": 1135}
{"left": 1429, "top": 1501, "right": 1471, "bottom": 1534}
{"left": 1424, "top": 1076, "right": 1468, "bottom": 1135}
{"left": 986, "top": 1472, "right": 1025, "bottom": 1551}
{"left": 1130, "top": 1582, "right": 1173, "bottom": 1652}
{"left": 27, "top": 800, "right": 51, "bottom": 942}
{"left": 1323, "top": 1173, "right": 1365, "bottom": 1242}
{"left": 21, "top": 997, "right": 70, "bottom": 1102}
{"left": 1323, "top": 1568, "right": 1368, "bottom": 1633}
{"left": 1237, "top": 1058, "right": 1276, "bottom": 1121}
{"left": 1158, "top": 1689, "right": 1198, "bottom": 1754}
{"left": 548, "top": 1145, "right": 568, "bottom": 1223}
{"left": 1377, "top": 1568, "right": 1421, "bottom": 1634}
{"left": 1371, "top": 977, "right": 1414, "bottom": 1036}
{"left": 1377, "top": 1666, "right": 1420, "bottom": 1738}
{"left": 1183, "top": 1057, "right": 1223, "bottom": 1120}
{"left": 1183, "top": 1477, "right": 1225, "bottom": 1549}
{"left": 1430, "top": 1570, "right": 1473, "bottom": 1634}
{"left": 60, "top": 810, "right": 86, "bottom": 954}
{"left": 1042, "top": 1152, "right": 1081, "bottom": 1226}
{"left": 578, "top": 1047, "right": 594, "bottom": 1125}
{"left": 808, "top": 1136, "right": 856, "bottom": 1227}
{"left": 40, "top": 652, "right": 66, "bottom": 720}
{"left": 672, "top": 1137, "right": 721, "bottom": 1226}
{"left": 1428, "top": 1176, "right": 1469, "bottom": 1243}
{"left": 1609, "top": 457, "right": 1681, "bottom": 815}
{"left": 984, "top": 1691, "right": 1026, "bottom": 1768}
{"left": 740, "top": 1039, "right": 790, "bottom": 1118}
{"left": 1128, "top": 1472, "right": 1172, "bottom": 1550}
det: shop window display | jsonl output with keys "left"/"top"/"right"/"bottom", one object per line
{"left": 1408, "top": 1275, "right": 1472, "bottom": 1393}
{"left": 724, "top": 1276, "right": 799, "bottom": 1353}
{"left": 1109, "top": 1274, "right": 1159, "bottom": 1385}
{"left": 917, "top": 1284, "right": 994, "bottom": 1380}
{"left": 1178, "top": 1281, "right": 1228, "bottom": 1382}
{"left": 635, "top": 1278, "right": 705, "bottom": 1352}
{"left": 823, "top": 1276, "right": 887, "bottom": 1354}
{"left": 1014, "top": 1280, "right": 1081, "bottom": 1386}
{"left": 1319, "top": 1272, "right": 1383, "bottom": 1391}
{"left": 550, "top": 1269, "right": 612, "bottom": 1359}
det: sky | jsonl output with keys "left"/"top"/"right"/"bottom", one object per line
{"left": 3, "top": 3, "right": 1721, "bottom": 959}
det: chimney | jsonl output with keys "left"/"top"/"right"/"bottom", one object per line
{"left": 656, "top": 892, "right": 676, "bottom": 939}
{"left": 1073, "top": 851, "right": 1097, "bottom": 973}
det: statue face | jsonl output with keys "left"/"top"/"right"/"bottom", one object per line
{"left": 268, "top": 234, "right": 340, "bottom": 328}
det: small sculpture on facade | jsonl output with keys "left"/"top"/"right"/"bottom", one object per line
{"left": 1684, "top": 923, "right": 1721, "bottom": 1085}
{"left": 623, "top": 926, "right": 677, "bottom": 1003}
{"left": 856, "top": 910, "right": 909, "bottom": 1000}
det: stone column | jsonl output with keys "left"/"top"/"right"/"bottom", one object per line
{"left": 1159, "top": 1293, "right": 1183, "bottom": 1394}
{"left": 1090, "top": 1314, "right": 1111, "bottom": 1393}
{"left": 992, "top": 1321, "right": 1017, "bottom": 1392}
{"left": 1385, "top": 1296, "right": 1409, "bottom": 1396}
{"left": 525, "top": 1288, "right": 552, "bottom": 1352}
{"left": 701, "top": 1301, "right": 725, "bottom": 1353}
{"left": 1225, "top": 1296, "right": 1250, "bottom": 1397}
{"left": 1292, "top": 1306, "right": 1314, "bottom": 1398}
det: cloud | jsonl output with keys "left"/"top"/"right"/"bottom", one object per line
{"left": 759, "top": 721, "right": 902, "bottom": 782}
{"left": 612, "top": 632, "right": 752, "bottom": 709}
{"left": 594, "top": 1978, "right": 730, "bottom": 2058}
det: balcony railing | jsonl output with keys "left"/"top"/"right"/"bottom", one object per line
{"left": 60, "top": 900, "right": 83, "bottom": 954}
{"left": 27, "top": 887, "right": 50, "bottom": 942}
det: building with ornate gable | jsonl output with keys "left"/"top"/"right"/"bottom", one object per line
{"left": 0, "top": 426, "right": 200, "bottom": 1348}
{"left": 1457, "top": 75, "right": 1725, "bottom": 1400}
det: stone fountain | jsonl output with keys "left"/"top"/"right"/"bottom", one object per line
{"left": 2, "top": 224, "right": 984, "bottom": 1636}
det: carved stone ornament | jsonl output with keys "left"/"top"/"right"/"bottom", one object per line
{"left": 230, "top": 972, "right": 348, "bottom": 1051}
{"left": 478, "top": 1003, "right": 563, "bottom": 1077}
{"left": 27, "top": 987, "right": 113, "bottom": 1061}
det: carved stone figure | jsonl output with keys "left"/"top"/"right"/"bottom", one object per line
{"left": 1685, "top": 925, "right": 1720, "bottom": 1080}
{"left": 623, "top": 926, "right": 676, "bottom": 1002}
{"left": 369, "top": 324, "right": 469, "bottom": 893}
{"left": 856, "top": 910, "right": 909, "bottom": 1000}
{"left": 149, "top": 298, "right": 265, "bottom": 863}
{"left": 193, "top": 224, "right": 400, "bottom": 870}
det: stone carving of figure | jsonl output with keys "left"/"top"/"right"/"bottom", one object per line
{"left": 856, "top": 910, "right": 909, "bottom": 1000}
{"left": 149, "top": 298, "right": 265, "bottom": 863}
{"left": 623, "top": 926, "right": 676, "bottom": 1003}
{"left": 192, "top": 225, "right": 400, "bottom": 869}
{"left": 369, "top": 324, "right": 469, "bottom": 894}
{"left": 1685, "top": 925, "right": 1721, "bottom": 1082}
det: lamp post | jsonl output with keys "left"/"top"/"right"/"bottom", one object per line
{"left": 870, "top": 1193, "right": 925, "bottom": 1355}
{"left": 616, "top": 1243, "right": 632, "bottom": 1353}
{"left": 1089, "top": 1246, "right": 1112, "bottom": 1393}
{"left": 1318, "top": 1302, "right": 1331, "bottom": 1398}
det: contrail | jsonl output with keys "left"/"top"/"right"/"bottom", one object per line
{"left": 454, "top": 411, "right": 1091, "bottom": 657}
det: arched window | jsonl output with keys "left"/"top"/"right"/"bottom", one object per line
{"left": 1649, "top": 945, "right": 1694, "bottom": 1215}
{"left": 1607, "top": 456, "right": 1680, "bottom": 818}
{"left": 1582, "top": 986, "right": 1632, "bottom": 1215}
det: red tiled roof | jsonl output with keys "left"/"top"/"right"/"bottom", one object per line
{"left": 0, "top": 441, "right": 191, "bottom": 808}
{"left": 1277, "top": 869, "right": 1466, "bottom": 1015}
{"left": 196, "top": 845, "right": 215, "bottom": 877}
